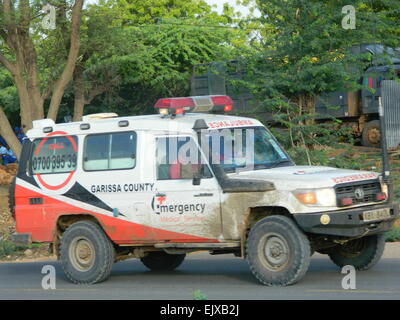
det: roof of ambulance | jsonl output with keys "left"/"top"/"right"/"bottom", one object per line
{"left": 27, "top": 113, "right": 264, "bottom": 138}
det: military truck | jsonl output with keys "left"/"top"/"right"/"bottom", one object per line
{"left": 191, "top": 44, "right": 400, "bottom": 148}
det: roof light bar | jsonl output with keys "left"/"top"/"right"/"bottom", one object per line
{"left": 154, "top": 95, "right": 233, "bottom": 116}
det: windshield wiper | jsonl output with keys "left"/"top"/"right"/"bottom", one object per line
{"left": 253, "top": 163, "right": 270, "bottom": 169}
{"left": 269, "top": 159, "right": 293, "bottom": 169}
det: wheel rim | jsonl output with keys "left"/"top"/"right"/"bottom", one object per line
{"left": 261, "top": 233, "right": 290, "bottom": 272}
{"left": 367, "top": 127, "right": 380, "bottom": 146}
{"left": 69, "top": 236, "right": 96, "bottom": 272}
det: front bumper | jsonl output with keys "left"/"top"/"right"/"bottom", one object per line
{"left": 293, "top": 203, "right": 399, "bottom": 238}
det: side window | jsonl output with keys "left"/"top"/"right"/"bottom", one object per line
{"left": 156, "top": 136, "right": 212, "bottom": 180}
{"left": 84, "top": 132, "right": 136, "bottom": 171}
{"left": 31, "top": 136, "right": 78, "bottom": 174}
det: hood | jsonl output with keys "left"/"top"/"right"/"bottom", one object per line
{"left": 228, "top": 166, "right": 380, "bottom": 190}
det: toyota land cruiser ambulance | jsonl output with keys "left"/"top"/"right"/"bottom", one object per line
{"left": 9, "top": 95, "right": 399, "bottom": 286}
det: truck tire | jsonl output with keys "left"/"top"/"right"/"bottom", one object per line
{"left": 246, "top": 215, "right": 311, "bottom": 286}
{"left": 362, "top": 120, "right": 380, "bottom": 148}
{"left": 60, "top": 221, "right": 115, "bottom": 284}
{"left": 8, "top": 177, "right": 16, "bottom": 217}
{"left": 327, "top": 234, "right": 385, "bottom": 270}
{"left": 140, "top": 252, "right": 186, "bottom": 271}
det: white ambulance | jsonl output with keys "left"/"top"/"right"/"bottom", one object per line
{"left": 9, "top": 95, "right": 398, "bottom": 286}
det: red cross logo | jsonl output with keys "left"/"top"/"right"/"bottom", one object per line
{"left": 157, "top": 196, "right": 166, "bottom": 205}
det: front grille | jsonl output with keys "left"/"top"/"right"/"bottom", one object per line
{"left": 335, "top": 180, "right": 382, "bottom": 205}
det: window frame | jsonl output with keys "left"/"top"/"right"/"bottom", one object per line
{"left": 207, "top": 125, "right": 293, "bottom": 173}
{"left": 29, "top": 135, "right": 79, "bottom": 175}
{"left": 155, "top": 135, "right": 214, "bottom": 181}
{"left": 83, "top": 131, "right": 137, "bottom": 172}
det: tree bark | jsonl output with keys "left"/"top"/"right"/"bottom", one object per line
{"left": 0, "top": 107, "right": 22, "bottom": 159}
{"left": 73, "top": 66, "right": 85, "bottom": 121}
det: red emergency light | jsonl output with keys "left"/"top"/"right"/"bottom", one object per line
{"left": 154, "top": 95, "right": 233, "bottom": 116}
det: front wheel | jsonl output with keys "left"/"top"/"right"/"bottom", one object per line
{"left": 328, "top": 234, "right": 385, "bottom": 270}
{"left": 60, "top": 221, "right": 115, "bottom": 284}
{"left": 246, "top": 215, "right": 311, "bottom": 286}
{"left": 140, "top": 252, "right": 186, "bottom": 271}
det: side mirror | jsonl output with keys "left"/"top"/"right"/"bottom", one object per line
{"left": 193, "top": 176, "right": 201, "bottom": 186}
{"left": 192, "top": 164, "right": 203, "bottom": 185}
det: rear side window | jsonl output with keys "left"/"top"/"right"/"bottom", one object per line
{"left": 31, "top": 136, "right": 78, "bottom": 174}
{"left": 84, "top": 132, "right": 137, "bottom": 171}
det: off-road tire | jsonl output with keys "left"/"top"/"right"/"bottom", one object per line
{"left": 362, "top": 120, "right": 380, "bottom": 148}
{"left": 8, "top": 177, "right": 16, "bottom": 216}
{"left": 140, "top": 251, "right": 186, "bottom": 271}
{"left": 246, "top": 215, "right": 311, "bottom": 286}
{"left": 60, "top": 221, "right": 115, "bottom": 284}
{"left": 327, "top": 234, "right": 385, "bottom": 271}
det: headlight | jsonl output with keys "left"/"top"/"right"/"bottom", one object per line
{"left": 293, "top": 188, "right": 336, "bottom": 207}
{"left": 381, "top": 183, "right": 389, "bottom": 198}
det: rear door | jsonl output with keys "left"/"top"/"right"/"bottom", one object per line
{"left": 80, "top": 131, "right": 156, "bottom": 242}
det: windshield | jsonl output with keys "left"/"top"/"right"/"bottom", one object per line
{"left": 205, "top": 126, "right": 293, "bottom": 173}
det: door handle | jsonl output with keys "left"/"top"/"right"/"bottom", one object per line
{"left": 194, "top": 193, "right": 214, "bottom": 197}
{"left": 29, "top": 197, "right": 43, "bottom": 205}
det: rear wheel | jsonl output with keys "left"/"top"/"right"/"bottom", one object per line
{"left": 328, "top": 234, "right": 385, "bottom": 270}
{"left": 60, "top": 221, "right": 115, "bottom": 284}
{"left": 362, "top": 120, "right": 380, "bottom": 148}
{"left": 140, "top": 251, "right": 186, "bottom": 271}
{"left": 246, "top": 215, "right": 311, "bottom": 286}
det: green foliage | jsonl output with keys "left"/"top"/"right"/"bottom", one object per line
{"left": 0, "top": 0, "right": 249, "bottom": 123}
{"left": 1, "top": 0, "right": 400, "bottom": 133}
{"left": 76, "top": 0, "right": 248, "bottom": 118}
{"left": 193, "top": 289, "right": 208, "bottom": 300}
{"left": 385, "top": 225, "right": 400, "bottom": 242}
{"left": 0, "top": 240, "right": 40, "bottom": 259}
{"left": 238, "top": 0, "right": 400, "bottom": 166}
{"left": 0, "top": 68, "right": 19, "bottom": 126}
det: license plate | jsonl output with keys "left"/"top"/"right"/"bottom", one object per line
{"left": 362, "top": 208, "right": 391, "bottom": 222}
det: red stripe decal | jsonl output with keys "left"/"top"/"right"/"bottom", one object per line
{"left": 14, "top": 184, "right": 219, "bottom": 244}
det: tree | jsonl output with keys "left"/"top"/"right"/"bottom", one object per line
{"left": 68, "top": 0, "right": 248, "bottom": 119}
{"left": 249, "top": 0, "right": 400, "bottom": 115}
{"left": 239, "top": 0, "right": 400, "bottom": 163}
{"left": 0, "top": 0, "right": 84, "bottom": 157}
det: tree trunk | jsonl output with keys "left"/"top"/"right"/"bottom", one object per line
{"left": 0, "top": 107, "right": 22, "bottom": 159}
{"left": 73, "top": 66, "right": 85, "bottom": 121}
{"left": 305, "top": 93, "right": 315, "bottom": 125}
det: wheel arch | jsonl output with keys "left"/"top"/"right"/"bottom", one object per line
{"left": 240, "top": 206, "right": 293, "bottom": 257}
{"left": 52, "top": 213, "right": 111, "bottom": 258}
